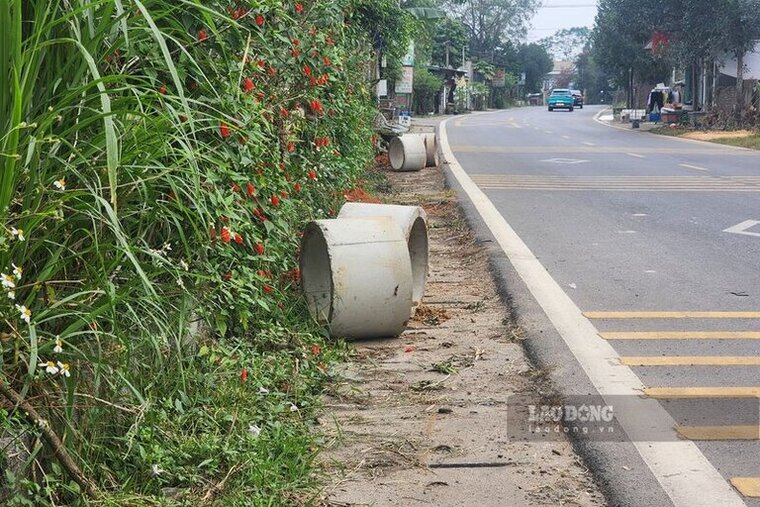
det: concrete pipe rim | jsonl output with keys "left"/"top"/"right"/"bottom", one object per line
{"left": 300, "top": 222, "right": 334, "bottom": 327}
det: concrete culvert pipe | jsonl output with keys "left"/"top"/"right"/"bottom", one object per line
{"left": 423, "top": 133, "right": 439, "bottom": 167}
{"left": 338, "top": 203, "right": 428, "bottom": 308}
{"left": 389, "top": 134, "right": 426, "bottom": 172}
{"left": 300, "top": 217, "right": 413, "bottom": 339}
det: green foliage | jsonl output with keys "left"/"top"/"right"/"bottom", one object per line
{"left": 0, "top": 0, "right": 396, "bottom": 503}
{"left": 539, "top": 27, "right": 592, "bottom": 61}
{"left": 518, "top": 43, "right": 553, "bottom": 93}
{"left": 431, "top": 18, "right": 468, "bottom": 67}
{"left": 413, "top": 66, "right": 443, "bottom": 114}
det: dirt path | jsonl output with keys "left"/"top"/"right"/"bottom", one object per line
{"left": 317, "top": 125, "right": 605, "bottom": 507}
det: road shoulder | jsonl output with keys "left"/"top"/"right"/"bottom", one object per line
{"left": 317, "top": 118, "right": 604, "bottom": 506}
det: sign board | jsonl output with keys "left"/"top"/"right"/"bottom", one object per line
{"left": 493, "top": 68, "right": 506, "bottom": 88}
{"left": 376, "top": 79, "right": 388, "bottom": 97}
{"left": 519, "top": 72, "right": 526, "bottom": 86}
{"left": 401, "top": 41, "right": 415, "bottom": 67}
{"left": 395, "top": 66, "right": 414, "bottom": 94}
{"left": 398, "top": 115, "right": 411, "bottom": 127}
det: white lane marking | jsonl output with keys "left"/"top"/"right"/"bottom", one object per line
{"left": 723, "top": 220, "right": 760, "bottom": 238}
{"left": 582, "top": 141, "right": 596, "bottom": 146}
{"left": 618, "top": 230, "right": 637, "bottom": 234}
{"left": 562, "top": 135, "right": 572, "bottom": 139}
{"left": 440, "top": 113, "right": 746, "bottom": 507}
{"left": 627, "top": 152, "right": 645, "bottom": 158}
{"left": 680, "top": 163, "right": 709, "bottom": 172}
{"left": 540, "top": 158, "right": 589, "bottom": 165}
{"left": 633, "top": 213, "right": 649, "bottom": 217}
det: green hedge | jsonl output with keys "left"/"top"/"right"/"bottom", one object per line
{"left": 0, "top": 0, "right": 410, "bottom": 504}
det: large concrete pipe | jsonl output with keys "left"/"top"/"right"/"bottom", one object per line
{"left": 389, "top": 134, "right": 426, "bottom": 172}
{"left": 423, "top": 133, "right": 439, "bottom": 167}
{"left": 338, "top": 203, "right": 428, "bottom": 308}
{"left": 300, "top": 217, "right": 413, "bottom": 339}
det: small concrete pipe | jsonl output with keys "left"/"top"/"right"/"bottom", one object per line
{"left": 300, "top": 217, "right": 413, "bottom": 339}
{"left": 389, "top": 134, "right": 426, "bottom": 172}
{"left": 338, "top": 202, "right": 428, "bottom": 307}
{"left": 423, "top": 133, "right": 439, "bottom": 167}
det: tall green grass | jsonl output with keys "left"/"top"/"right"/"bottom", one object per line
{"left": 0, "top": 0, "right": 404, "bottom": 504}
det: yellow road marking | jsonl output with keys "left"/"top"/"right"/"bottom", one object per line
{"left": 621, "top": 356, "right": 760, "bottom": 366}
{"left": 731, "top": 477, "right": 760, "bottom": 498}
{"left": 643, "top": 387, "right": 760, "bottom": 398}
{"left": 601, "top": 331, "right": 760, "bottom": 340}
{"left": 677, "top": 426, "right": 760, "bottom": 440}
{"left": 585, "top": 311, "right": 760, "bottom": 319}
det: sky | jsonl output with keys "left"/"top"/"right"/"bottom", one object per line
{"left": 526, "top": 1, "right": 599, "bottom": 42}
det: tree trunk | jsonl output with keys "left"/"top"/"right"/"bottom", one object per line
{"left": 711, "top": 60, "right": 719, "bottom": 111}
{"left": 734, "top": 50, "right": 745, "bottom": 118}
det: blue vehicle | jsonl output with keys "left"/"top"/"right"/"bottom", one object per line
{"left": 548, "top": 88, "right": 574, "bottom": 112}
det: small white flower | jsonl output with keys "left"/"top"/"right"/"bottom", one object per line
{"left": 40, "top": 361, "right": 59, "bottom": 375}
{"left": 10, "top": 227, "right": 25, "bottom": 242}
{"left": 176, "top": 277, "right": 185, "bottom": 288}
{"left": 7, "top": 291, "right": 15, "bottom": 300}
{"left": 56, "top": 361, "right": 70, "bottom": 377}
{"left": 163, "top": 242, "right": 172, "bottom": 252}
{"left": 2, "top": 273, "right": 16, "bottom": 289}
{"left": 16, "top": 304, "right": 31, "bottom": 324}
{"left": 257, "top": 387, "right": 270, "bottom": 395}
{"left": 179, "top": 259, "right": 189, "bottom": 271}
{"left": 289, "top": 403, "right": 299, "bottom": 412}
{"left": 151, "top": 464, "right": 164, "bottom": 477}
{"left": 53, "top": 336, "right": 63, "bottom": 354}
{"left": 12, "top": 263, "right": 22, "bottom": 280}
{"left": 53, "top": 178, "right": 66, "bottom": 190}
{"left": 248, "top": 424, "right": 261, "bottom": 437}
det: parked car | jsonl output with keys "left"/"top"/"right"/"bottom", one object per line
{"left": 548, "top": 89, "right": 574, "bottom": 112}
{"left": 571, "top": 90, "right": 584, "bottom": 109}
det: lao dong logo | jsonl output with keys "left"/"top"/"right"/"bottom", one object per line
{"left": 528, "top": 404, "right": 615, "bottom": 424}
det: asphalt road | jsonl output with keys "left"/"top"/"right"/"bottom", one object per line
{"left": 444, "top": 105, "right": 760, "bottom": 507}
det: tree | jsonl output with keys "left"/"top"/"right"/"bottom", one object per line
{"left": 575, "top": 45, "right": 614, "bottom": 104}
{"left": 715, "top": 0, "right": 760, "bottom": 114}
{"left": 441, "top": 0, "right": 540, "bottom": 58}
{"left": 431, "top": 18, "right": 469, "bottom": 67}
{"left": 518, "top": 43, "right": 553, "bottom": 93}
{"left": 539, "top": 27, "right": 592, "bottom": 61}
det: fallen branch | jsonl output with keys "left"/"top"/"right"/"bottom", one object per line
{"left": 0, "top": 379, "right": 98, "bottom": 498}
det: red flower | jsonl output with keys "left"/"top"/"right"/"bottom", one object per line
{"left": 198, "top": 29, "right": 208, "bottom": 42}
{"left": 323, "top": 56, "right": 330, "bottom": 66}
{"left": 307, "top": 170, "right": 317, "bottom": 180}
{"left": 257, "top": 269, "right": 269, "bottom": 278}
{"left": 219, "top": 122, "right": 231, "bottom": 138}
{"left": 294, "top": 182, "right": 301, "bottom": 193}
{"left": 280, "top": 191, "right": 289, "bottom": 198}
{"left": 280, "top": 107, "right": 289, "bottom": 117}
{"left": 210, "top": 227, "right": 217, "bottom": 241}
{"left": 255, "top": 14, "right": 264, "bottom": 26}
{"left": 240, "top": 368, "right": 248, "bottom": 382}
{"left": 220, "top": 226, "right": 231, "bottom": 243}
{"left": 309, "top": 77, "right": 317, "bottom": 87}
{"left": 295, "top": 3, "right": 304, "bottom": 13}
{"left": 253, "top": 207, "right": 268, "bottom": 221}
{"left": 270, "top": 195, "right": 280, "bottom": 207}
{"left": 247, "top": 182, "right": 255, "bottom": 196}
{"left": 255, "top": 243, "right": 265, "bottom": 255}
{"left": 292, "top": 38, "right": 300, "bottom": 46}
{"left": 223, "top": 272, "right": 233, "bottom": 280}
{"left": 303, "top": 65, "right": 312, "bottom": 76}
{"left": 231, "top": 182, "right": 240, "bottom": 193}
{"left": 292, "top": 49, "right": 300, "bottom": 58}
{"left": 309, "top": 99, "right": 323, "bottom": 114}
{"left": 234, "top": 233, "right": 243, "bottom": 244}
{"left": 288, "top": 142, "right": 295, "bottom": 152}
{"left": 263, "top": 285, "right": 274, "bottom": 294}
{"left": 243, "top": 77, "right": 254, "bottom": 93}
{"left": 311, "top": 344, "right": 321, "bottom": 356}
{"left": 256, "top": 59, "right": 266, "bottom": 68}
{"left": 158, "top": 84, "right": 167, "bottom": 95}
{"left": 267, "top": 66, "right": 276, "bottom": 76}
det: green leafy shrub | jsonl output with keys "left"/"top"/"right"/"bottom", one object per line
{"left": 0, "top": 0, "right": 409, "bottom": 504}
